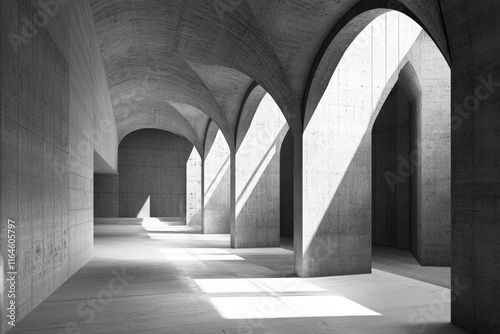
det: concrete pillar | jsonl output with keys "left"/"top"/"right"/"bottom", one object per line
{"left": 187, "top": 148, "right": 202, "bottom": 226}
{"left": 232, "top": 94, "right": 288, "bottom": 248}
{"left": 442, "top": 1, "right": 500, "bottom": 332}
{"left": 203, "top": 129, "right": 231, "bottom": 234}
{"left": 409, "top": 33, "right": 451, "bottom": 266}
{"left": 280, "top": 130, "right": 294, "bottom": 238}
{"left": 371, "top": 31, "right": 452, "bottom": 267}
{"left": 299, "top": 12, "right": 424, "bottom": 277}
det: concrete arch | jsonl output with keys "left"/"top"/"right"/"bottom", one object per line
{"left": 104, "top": 55, "right": 231, "bottom": 147}
{"left": 173, "top": 0, "right": 300, "bottom": 135}
{"left": 202, "top": 120, "right": 232, "bottom": 234}
{"left": 303, "top": 2, "right": 450, "bottom": 128}
{"left": 298, "top": 13, "right": 451, "bottom": 277}
{"left": 235, "top": 83, "right": 268, "bottom": 151}
{"left": 204, "top": 120, "right": 221, "bottom": 160}
{"left": 89, "top": 0, "right": 300, "bottom": 150}
{"left": 117, "top": 113, "right": 202, "bottom": 156}
{"left": 396, "top": 62, "right": 422, "bottom": 104}
{"left": 90, "top": 0, "right": 236, "bottom": 150}
{"left": 233, "top": 93, "right": 290, "bottom": 248}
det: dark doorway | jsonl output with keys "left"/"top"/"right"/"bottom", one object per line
{"left": 372, "top": 84, "right": 413, "bottom": 250}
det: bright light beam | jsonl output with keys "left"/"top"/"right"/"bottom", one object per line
{"left": 210, "top": 296, "right": 381, "bottom": 319}
{"left": 194, "top": 278, "right": 325, "bottom": 294}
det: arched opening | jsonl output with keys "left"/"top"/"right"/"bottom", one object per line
{"left": 301, "top": 10, "right": 451, "bottom": 279}
{"left": 372, "top": 81, "right": 413, "bottom": 251}
{"left": 203, "top": 123, "right": 232, "bottom": 234}
{"left": 233, "top": 93, "right": 289, "bottom": 248}
{"left": 94, "top": 129, "right": 202, "bottom": 232}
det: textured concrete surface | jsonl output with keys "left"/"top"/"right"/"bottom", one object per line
{"left": 0, "top": 1, "right": 118, "bottom": 332}
{"left": 203, "top": 125, "right": 231, "bottom": 234}
{"left": 407, "top": 33, "right": 452, "bottom": 267}
{"left": 299, "top": 12, "right": 451, "bottom": 278}
{"left": 299, "top": 13, "right": 422, "bottom": 277}
{"left": 280, "top": 130, "right": 294, "bottom": 238}
{"left": 95, "top": 132, "right": 199, "bottom": 221}
{"left": 1, "top": 2, "right": 71, "bottom": 330}
{"left": 93, "top": 174, "right": 119, "bottom": 218}
{"left": 290, "top": 239, "right": 451, "bottom": 288}
{"left": 233, "top": 94, "right": 288, "bottom": 248}
{"left": 118, "top": 129, "right": 192, "bottom": 218}
{"left": 69, "top": 0, "right": 119, "bottom": 280}
{"left": 88, "top": 0, "right": 449, "bottom": 141}
{"left": 187, "top": 148, "right": 202, "bottom": 226}
{"left": 8, "top": 223, "right": 471, "bottom": 334}
{"left": 372, "top": 245, "right": 451, "bottom": 289}
{"left": 1, "top": 1, "right": 499, "bottom": 333}
{"left": 441, "top": 1, "right": 500, "bottom": 332}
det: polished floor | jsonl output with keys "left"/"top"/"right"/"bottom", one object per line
{"left": 11, "top": 221, "right": 470, "bottom": 334}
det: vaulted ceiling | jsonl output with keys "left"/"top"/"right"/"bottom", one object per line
{"left": 89, "top": 0, "right": 448, "bottom": 155}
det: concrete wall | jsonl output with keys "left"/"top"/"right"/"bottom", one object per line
{"left": 203, "top": 127, "right": 231, "bottom": 234}
{"left": 68, "top": 0, "right": 119, "bottom": 276}
{"left": 118, "top": 129, "right": 192, "bottom": 218}
{"left": 94, "top": 142, "right": 200, "bottom": 222}
{"left": 372, "top": 85, "right": 411, "bottom": 250}
{"left": 442, "top": 1, "right": 500, "bottom": 332}
{"left": 300, "top": 12, "right": 420, "bottom": 277}
{"left": 233, "top": 94, "right": 288, "bottom": 248}
{"left": 187, "top": 148, "right": 202, "bottom": 226}
{"left": 1, "top": 2, "right": 70, "bottom": 329}
{"left": 0, "top": 1, "right": 118, "bottom": 332}
{"left": 407, "top": 33, "right": 452, "bottom": 266}
{"left": 93, "top": 174, "right": 119, "bottom": 218}
{"left": 280, "top": 130, "right": 294, "bottom": 238}
{"left": 300, "top": 12, "right": 450, "bottom": 277}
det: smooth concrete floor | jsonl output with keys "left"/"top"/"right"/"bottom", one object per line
{"left": 280, "top": 239, "right": 451, "bottom": 288}
{"left": 10, "top": 222, "right": 471, "bottom": 334}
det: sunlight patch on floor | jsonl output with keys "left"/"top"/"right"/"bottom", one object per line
{"left": 210, "top": 295, "right": 381, "bottom": 319}
{"left": 194, "top": 278, "right": 324, "bottom": 294}
{"left": 160, "top": 248, "right": 244, "bottom": 261}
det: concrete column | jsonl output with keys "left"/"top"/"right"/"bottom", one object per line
{"left": 232, "top": 94, "right": 288, "bottom": 248}
{"left": 280, "top": 130, "right": 294, "bottom": 238}
{"left": 299, "top": 12, "right": 423, "bottom": 277}
{"left": 203, "top": 129, "right": 231, "bottom": 234}
{"left": 409, "top": 33, "right": 452, "bottom": 266}
{"left": 371, "top": 31, "right": 452, "bottom": 267}
{"left": 442, "top": 2, "right": 500, "bottom": 332}
{"left": 293, "top": 131, "right": 305, "bottom": 275}
{"left": 187, "top": 148, "right": 202, "bottom": 226}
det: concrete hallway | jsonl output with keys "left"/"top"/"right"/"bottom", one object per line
{"left": 10, "top": 222, "right": 470, "bottom": 334}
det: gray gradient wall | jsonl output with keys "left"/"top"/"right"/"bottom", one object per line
{"left": 233, "top": 94, "right": 288, "bottom": 248}
{"left": 118, "top": 129, "right": 192, "bottom": 218}
{"left": 203, "top": 128, "right": 231, "bottom": 234}
{"left": 280, "top": 130, "right": 294, "bottom": 238}
{"left": 94, "top": 174, "right": 119, "bottom": 218}
{"left": 443, "top": 1, "right": 500, "bottom": 331}
{"left": 0, "top": 1, "right": 118, "bottom": 332}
